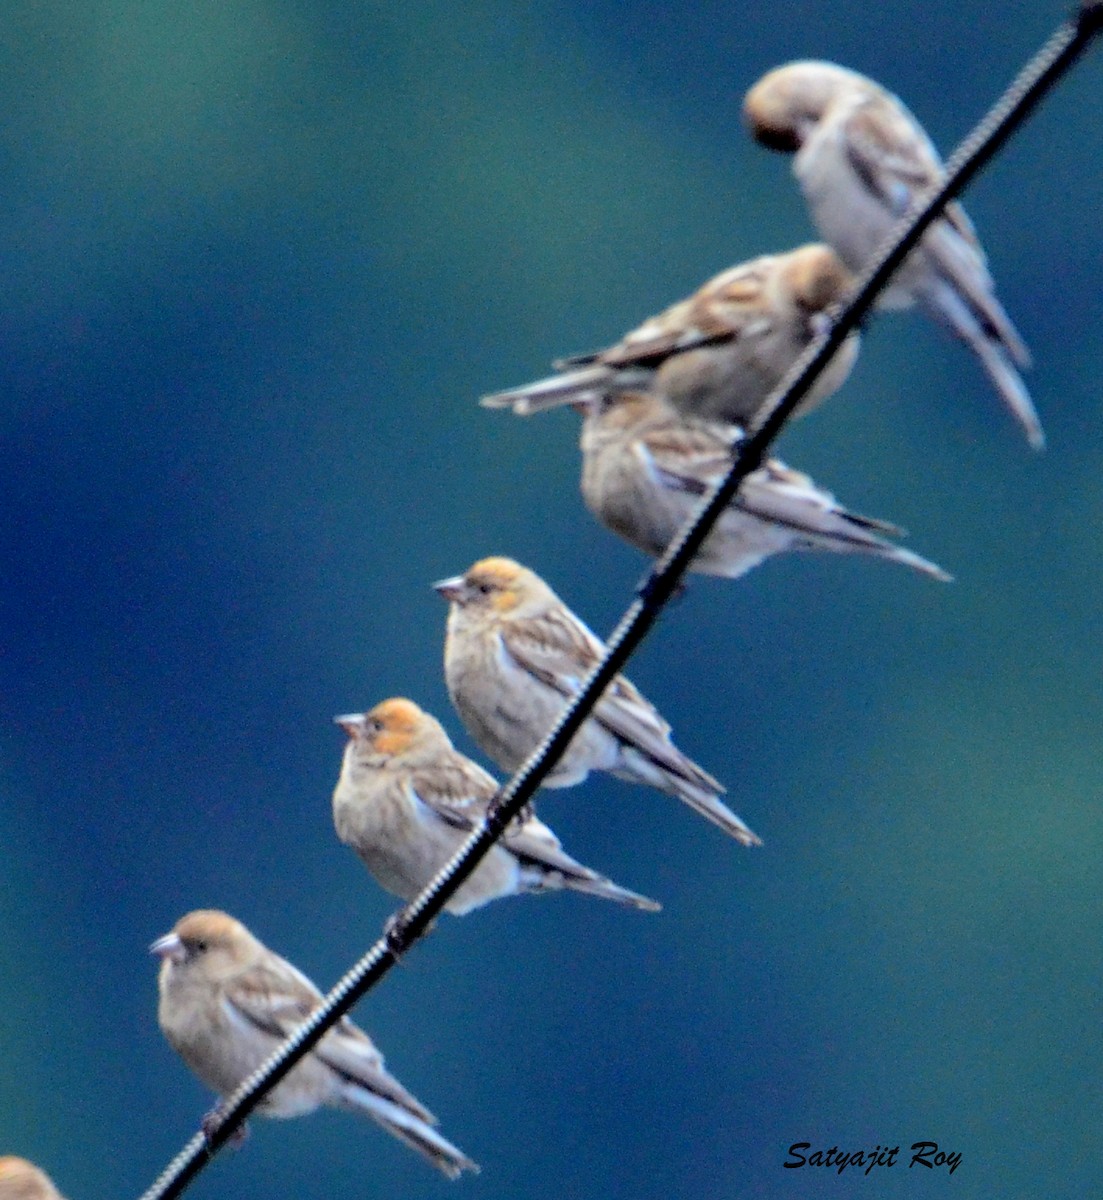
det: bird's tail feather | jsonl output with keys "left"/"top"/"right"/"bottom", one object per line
{"left": 511, "top": 833, "right": 662, "bottom": 910}
{"left": 481, "top": 364, "right": 614, "bottom": 414}
{"left": 670, "top": 782, "right": 764, "bottom": 847}
{"left": 967, "top": 330, "right": 1045, "bottom": 450}
{"left": 925, "top": 222, "right": 1032, "bottom": 368}
{"left": 869, "top": 543, "right": 952, "bottom": 581}
{"left": 735, "top": 481, "right": 952, "bottom": 580}
{"left": 339, "top": 1085, "right": 479, "bottom": 1179}
{"left": 556, "top": 870, "right": 662, "bottom": 912}
{"left": 482, "top": 363, "right": 659, "bottom": 414}
{"left": 921, "top": 279, "right": 1044, "bottom": 449}
{"left": 617, "top": 752, "right": 763, "bottom": 846}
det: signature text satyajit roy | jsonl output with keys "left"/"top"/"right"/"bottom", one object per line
{"left": 784, "top": 1141, "right": 961, "bottom": 1175}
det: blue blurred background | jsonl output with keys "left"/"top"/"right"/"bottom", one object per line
{"left": 1, "top": 3, "right": 1100, "bottom": 1198}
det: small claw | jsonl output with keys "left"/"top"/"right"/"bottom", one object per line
{"left": 636, "top": 570, "right": 687, "bottom": 606}
{"left": 382, "top": 910, "right": 437, "bottom": 961}
{"left": 201, "top": 1105, "right": 249, "bottom": 1151}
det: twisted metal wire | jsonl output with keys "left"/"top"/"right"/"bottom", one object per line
{"left": 138, "top": 7, "right": 1102, "bottom": 1199}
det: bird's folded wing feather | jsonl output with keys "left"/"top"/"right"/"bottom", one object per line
{"left": 500, "top": 815, "right": 601, "bottom": 877}
{"left": 639, "top": 422, "right": 740, "bottom": 494}
{"left": 498, "top": 615, "right": 708, "bottom": 776}
{"left": 843, "top": 102, "right": 1004, "bottom": 297}
{"left": 843, "top": 101, "right": 945, "bottom": 213}
{"left": 596, "top": 270, "right": 770, "bottom": 368}
{"left": 222, "top": 955, "right": 434, "bottom": 1121}
{"left": 741, "top": 460, "right": 906, "bottom": 536}
{"left": 409, "top": 757, "right": 500, "bottom": 832}
{"left": 224, "top": 960, "right": 323, "bottom": 1041}
{"left": 316, "top": 1022, "right": 438, "bottom": 1123}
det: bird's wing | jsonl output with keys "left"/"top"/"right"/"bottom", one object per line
{"left": 637, "top": 419, "right": 742, "bottom": 495}
{"left": 499, "top": 611, "right": 701, "bottom": 770}
{"left": 407, "top": 755, "right": 502, "bottom": 832}
{"left": 317, "top": 1021, "right": 438, "bottom": 1123}
{"left": 843, "top": 97, "right": 998, "bottom": 280}
{"left": 593, "top": 264, "right": 772, "bottom": 368}
{"left": 842, "top": 97, "right": 946, "bottom": 212}
{"left": 221, "top": 958, "right": 322, "bottom": 1045}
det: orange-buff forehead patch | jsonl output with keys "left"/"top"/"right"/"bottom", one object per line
{"left": 367, "top": 699, "right": 423, "bottom": 755}
{"left": 373, "top": 727, "right": 416, "bottom": 757}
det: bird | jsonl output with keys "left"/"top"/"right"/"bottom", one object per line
{"left": 482, "top": 243, "right": 859, "bottom": 428}
{"left": 744, "top": 60, "right": 1042, "bottom": 449}
{"left": 333, "top": 698, "right": 661, "bottom": 915}
{"left": 496, "top": 389, "right": 950, "bottom": 581}
{"left": 435, "top": 556, "right": 761, "bottom": 846}
{"left": 151, "top": 909, "right": 478, "bottom": 1179}
{"left": 0, "top": 1159, "right": 67, "bottom": 1200}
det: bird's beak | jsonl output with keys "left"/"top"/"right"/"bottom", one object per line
{"left": 149, "top": 932, "right": 186, "bottom": 963}
{"left": 432, "top": 575, "right": 465, "bottom": 601}
{"left": 334, "top": 713, "right": 365, "bottom": 737}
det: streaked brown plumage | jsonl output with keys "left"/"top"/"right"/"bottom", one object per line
{"left": 435, "top": 557, "right": 761, "bottom": 846}
{"left": 744, "top": 61, "right": 1041, "bottom": 448}
{"left": 569, "top": 390, "right": 949, "bottom": 580}
{"left": 482, "top": 244, "right": 858, "bottom": 428}
{"left": 152, "top": 909, "right": 478, "bottom": 1179}
{"left": 333, "top": 698, "right": 660, "bottom": 914}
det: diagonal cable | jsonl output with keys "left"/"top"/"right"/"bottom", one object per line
{"left": 137, "top": 6, "right": 1103, "bottom": 1199}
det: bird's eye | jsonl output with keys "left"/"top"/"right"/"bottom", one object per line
{"left": 192, "top": 940, "right": 208, "bottom": 955}
{"left": 476, "top": 581, "right": 494, "bottom": 595}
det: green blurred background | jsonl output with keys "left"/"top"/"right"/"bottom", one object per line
{"left": 1, "top": 2, "right": 1100, "bottom": 1197}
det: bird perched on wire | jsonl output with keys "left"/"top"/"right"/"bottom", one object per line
{"left": 486, "top": 389, "right": 950, "bottom": 581}
{"left": 151, "top": 909, "right": 478, "bottom": 1179}
{"left": 482, "top": 244, "right": 858, "bottom": 428}
{"left": 743, "top": 60, "right": 1042, "bottom": 449}
{"left": 435, "top": 557, "right": 761, "bottom": 846}
{"left": 0, "top": 1159, "right": 67, "bottom": 1200}
{"left": 333, "top": 698, "right": 661, "bottom": 914}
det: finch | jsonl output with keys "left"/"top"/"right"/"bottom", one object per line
{"left": 0, "top": 1159, "right": 66, "bottom": 1200}
{"left": 744, "top": 60, "right": 1042, "bottom": 449}
{"left": 550, "top": 390, "right": 949, "bottom": 580}
{"left": 333, "top": 698, "right": 661, "bottom": 914}
{"left": 435, "top": 557, "right": 761, "bottom": 846}
{"left": 482, "top": 244, "right": 858, "bottom": 428}
{"left": 151, "top": 909, "right": 478, "bottom": 1179}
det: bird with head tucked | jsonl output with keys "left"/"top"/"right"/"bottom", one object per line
{"left": 744, "top": 60, "right": 1041, "bottom": 448}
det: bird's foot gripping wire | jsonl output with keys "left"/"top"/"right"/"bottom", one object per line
{"left": 383, "top": 910, "right": 434, "bottom": 961}
{"left": 201, "top": 1106, "right": 249, "bottom": 1152}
